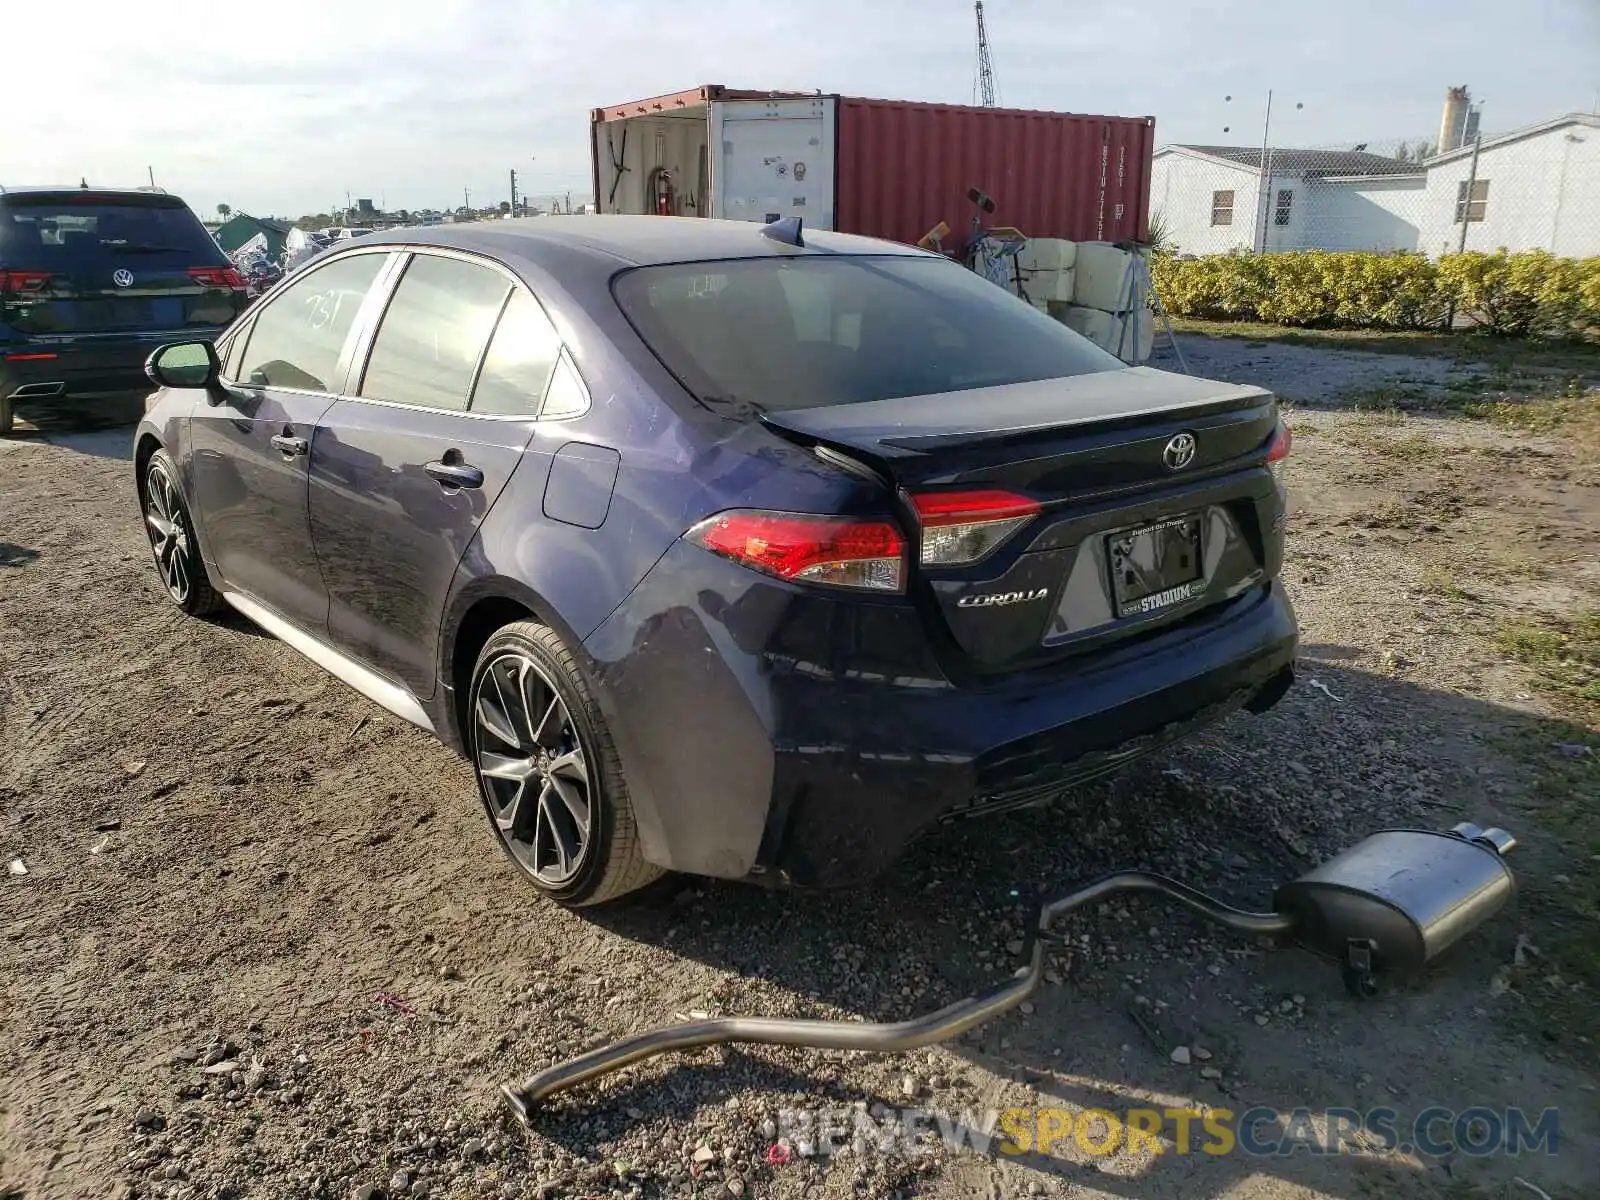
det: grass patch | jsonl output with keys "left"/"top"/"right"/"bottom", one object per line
{"left": 1460, "top": 379, "right": 1598, "bottom": 434}
{"left": 1172, "top": 318, "right": 1600, "bottom": 373}
{"left": 1418, "top": 568, "right": 1479, "bottom": 603}
{"left": 1496, "top": 608, "right": 1600, "bottom": 715}
{"left": 1341, "top": 427, "right": 1445, "bottom": 462}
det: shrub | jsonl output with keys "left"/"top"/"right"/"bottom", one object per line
{"left": 1155, "top": 247, "right": 1598, "bottom": 339}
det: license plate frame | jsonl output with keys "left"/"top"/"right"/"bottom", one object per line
{"left": 1106, "top": 513, "right": 1206, "bottom": 619}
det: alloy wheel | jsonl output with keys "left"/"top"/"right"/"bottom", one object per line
{"left": 473, "top": 651, "right": 593, "bottom": 887}
{"left": 144, "top": 463, "right": 194, "bottom": 604}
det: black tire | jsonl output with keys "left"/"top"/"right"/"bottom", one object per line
{"left": 0, "top": 393, "right": 13, "bottom": 436}
{"left": 469, "top": 619, "right": 662, "bottom": 906}
{"left": 141, "top": 449, "right": 224, "bottom": 617}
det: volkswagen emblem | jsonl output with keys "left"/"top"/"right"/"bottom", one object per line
{"left": 112, "top": 268, "right": 135, "bottom": 288}
{"left": 1163, "top": 432, "right": 1197, "bottom": 470}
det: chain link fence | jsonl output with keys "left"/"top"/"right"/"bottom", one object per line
{"left": 1150, "top": 122, "right": 1600, "bottom": 261}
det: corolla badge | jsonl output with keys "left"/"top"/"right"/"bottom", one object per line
{"left": 1163, "top": 431, "right": 1197, "bottom": 470}
{"left": 957, "top": 588, "right": 1050, "bottom": 609}
{"left": 112, "top": 268, "right": 135, "bottom": 288}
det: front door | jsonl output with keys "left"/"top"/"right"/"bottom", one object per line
{"left": 188, "top": 250, "right": 392, "bottom": 632}
{"left": 309, "top": 253, "right": 565, "bottom": 696}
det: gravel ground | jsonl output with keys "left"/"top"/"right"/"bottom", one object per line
{"left": 2, "top": 338, "right": 1597, "bottom": 1200}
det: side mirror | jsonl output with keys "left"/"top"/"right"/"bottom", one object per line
{"left": 145, "top": 341, "right": 220, "bottom": 391}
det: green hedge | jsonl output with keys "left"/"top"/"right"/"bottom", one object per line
{"left": 1151, "top": 249, "right": 1600, "bottom": 339}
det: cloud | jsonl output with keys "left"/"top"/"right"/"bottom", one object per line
{"left": 8, "top": 0, "right": 1596, "bottom": 218}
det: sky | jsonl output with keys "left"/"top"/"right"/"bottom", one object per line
{"left": 9, "top": 0, "right": 1598, "bottom": 221}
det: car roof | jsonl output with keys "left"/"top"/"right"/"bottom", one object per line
{"left": 0, "top": 186, "right": 190, "bottom": 207}
{"left": 354, "top": 215, "right": 932, "bottom": 270}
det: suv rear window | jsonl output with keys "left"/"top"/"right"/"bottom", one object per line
{"left": 612, "top": 254, "right": 1122, "bottom": 414}
{"left": 0, "top": 193, "right": 220, "bottom": 266}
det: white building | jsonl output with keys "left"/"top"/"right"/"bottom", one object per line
{"left": 1149, "top": 111, "right": 1600, "bottom": 259}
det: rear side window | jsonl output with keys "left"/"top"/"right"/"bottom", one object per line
{"left": 237, "top": 252, "right": 386, "bottom": 392}
{"left": 470, "top": 289, "right": 562, "bottom": 417}
{"left": 360, "top": 255, "right": 510, "bottom": 411}
{"left": 0, "top": 194, "right": 219, "bottom": 265}
{"left": 613, "top": 255, "right": 1122, "bottom": 413}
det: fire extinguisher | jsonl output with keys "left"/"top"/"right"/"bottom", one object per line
{"left": 648, "top": 167, "right": 676, "bottom": 217}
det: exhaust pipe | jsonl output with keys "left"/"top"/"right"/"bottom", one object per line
{"left": 7, "top": 382, "right": 65, "bottom": 399}
{"left": 501, "top": 823, "right": 1515, "bottom": 1120}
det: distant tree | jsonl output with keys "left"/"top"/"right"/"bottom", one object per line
{"left": 1394, "top": 142, "right": 1410, "bottom": 162}
{"left": 498, "top": 200, "right": 512, "bottom": 215}
{"left": 216, "top": 203, "right": 232, "bottom": 220}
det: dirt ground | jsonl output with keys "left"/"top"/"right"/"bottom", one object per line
{"left": 2, "top": 337, "right": 1597, "bottom": 1200}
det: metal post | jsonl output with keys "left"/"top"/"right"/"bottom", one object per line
{"left": 1258, "top": 90, "right": 1274, "bottom": 254}
{"left": 509, "top": 169, "right": 518, "bottom": 218}
{"left": 1455, "top": 130, "right": 1482, "bottom": 255}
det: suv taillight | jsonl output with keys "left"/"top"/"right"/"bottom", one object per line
{"left": 188, "top": 266, "right": 247, "bottom": 292}
{"left": 911, "top": 489, "right": 1042, "bottom": 566}
{"left": 2, "top": 270, "right": 52, "bottom": 295}
{"left": 1266, "top": 421, "right": 1292, "bottom": 485}
{"left": 686, "top": 510, "right": 906, "bottom": 592}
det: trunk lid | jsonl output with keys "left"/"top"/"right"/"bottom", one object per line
{"left": 761, "top": 367, "right": 1275, "bottom": 496}
{"left": 762, "top": 367, "right": 1283, "bottom": 674}
{"left": 0, "top": 191, "right": 246, "bottom": 336}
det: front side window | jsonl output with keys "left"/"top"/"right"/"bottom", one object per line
{"left": 613, "top": 255, "right": 1122, "bottom": 415}
{"left": 360, "top": 254, "right": 510, "bottom": 411}
{"left": 236, "top": 252, "right": 386, "bottom": 392}
{"left": 470, "top": 289, "right": 563, "bottom": 416}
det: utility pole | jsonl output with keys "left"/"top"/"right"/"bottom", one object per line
{"left": 463, "top": 186, "right": 471, "bottom": 217}
{"left": 1223, "top": 92, "right": 1302, "bottom": 253}
{"left": 509, "top": 168, "right": 519, "bottom": 218}
{"left": 146, "top": 165, "right": 156, "bottom": 188}
{"left": 1456, "top": 125, "right": 1483, "bottom": 254}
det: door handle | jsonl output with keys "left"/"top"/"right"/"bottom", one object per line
{"left": 425, "top": 459, "right": 485, "bottom": 489}
{"left": 270, "top": 433, "right": 309, "bottom": 457}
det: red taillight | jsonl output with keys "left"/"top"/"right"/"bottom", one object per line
{"left": 2, "top": 270, "right": 52, "bottom": 295}
{"left": 910, "top": 489, "right": 1042, "bottom": 567}
{"left": 1266, "top": 422, "right": 1291, "bottom": 485}
{"left": 1266, "top": 422, "right": 1292, "bottom": 464}
{"left": 686, "top": 510, "right": 906, "bottom": 592}
{"left": 188, "top": 266, "right": 247, "bottom": 292}
{"left": 4, "top": 352, "right": 57, "bottom": 362}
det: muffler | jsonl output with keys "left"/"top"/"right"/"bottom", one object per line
{"left": 501, "top": 822, "right": 1515, "bottom": 1120}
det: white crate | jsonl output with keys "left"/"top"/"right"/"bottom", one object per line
{"left": 1071, "top": 242, "right": 1139, "bottom": 313}
{"left": 1021, "top": 267, "right": 1074, "bottom": 304}
{"left": 1059, "top": 304, "right": 1154, "bottom": 363}
{"left": 1018, "top": 238, "right": 1077, "bottom": 273}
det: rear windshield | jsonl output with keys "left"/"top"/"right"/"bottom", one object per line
{"left": 0, "top": 194, "right": 219, "bottom": 265}
{"left": 612, "top": 254, "right": 1123, "bottom": 414}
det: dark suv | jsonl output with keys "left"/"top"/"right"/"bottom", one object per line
{"left": 0, "top": 186, "right": 247, "bottom": 433}
{"left": 133, "top": 217, "right": 1297, "bottom": 906}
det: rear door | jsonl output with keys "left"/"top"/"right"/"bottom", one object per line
{"left": 189, "top": 249, "right": 395, "bottom": 631}
{"left": 710, "top": 97, "right": 836, "bottom": 227}
{"left": 309, "top": 250, "right": 565, "bottom": 697}
{"left": 0, "top": 191, "right": 245, "bottom": 337}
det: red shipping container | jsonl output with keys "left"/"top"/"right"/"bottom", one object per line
{"left": 835, "top": 97, "right": 1155, "bottom": 246}
{"left": 591, "top": 86, "right": 1155, "bottom": 248}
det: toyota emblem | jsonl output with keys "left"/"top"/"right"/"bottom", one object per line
{"left": 1163, "top": 432, "right": 1197, "bottom": 470}
{"left": 112, "top": 268, "right": 135, "bottom": 288}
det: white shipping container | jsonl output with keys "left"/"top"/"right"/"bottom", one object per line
{"left": 592, "top": 94, "right": 837, "bottom": 228}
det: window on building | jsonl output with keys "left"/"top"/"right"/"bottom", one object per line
{"left": 1210, "top": 190, "right": 1234, "bottom": 226}
{"left": 1454, "top": 179, "right": 1489, "bottom": 223}
{"left": 1274, "top": 189, "right": 1294, "bottom": 227}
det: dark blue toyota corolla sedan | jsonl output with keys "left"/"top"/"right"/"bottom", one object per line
{"left": 133, "top": 215, "right": 1297, "bottom": 905}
